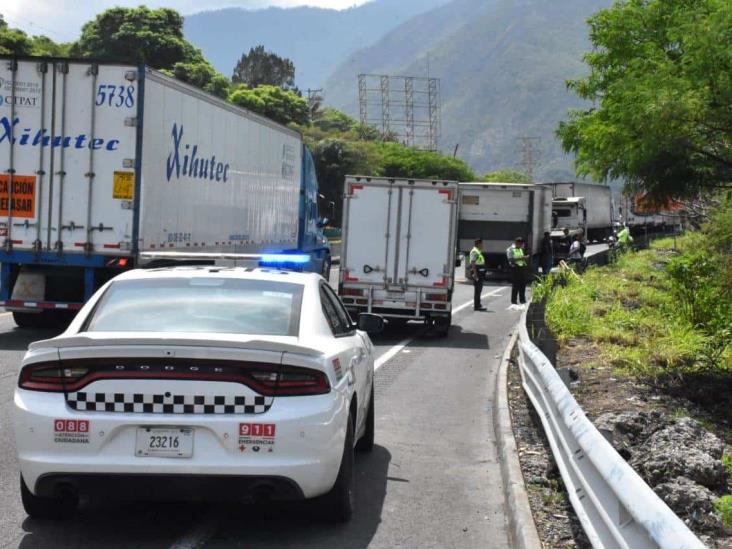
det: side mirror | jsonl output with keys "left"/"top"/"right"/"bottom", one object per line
{"left": 317, "top": 217, "right": 330, "bottom": 228}
{"left": 357, "top": 313, "right": 384, "bottom": 335}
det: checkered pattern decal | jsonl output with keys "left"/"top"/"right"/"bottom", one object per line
{"left": 66, "top": 392, "right": 273, "bottom": 414}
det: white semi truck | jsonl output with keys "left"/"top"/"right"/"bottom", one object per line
{"left": 539, "top": 182, "right": 614, "bottom": 243}
{"left": 457, "top": 182, "right": 552, "bottom": 276}
{"left": 338, "top": 176, "right": 459, "bottom": 335}
{"left": 0, "top": 57, "right": 330, "bottom": 328}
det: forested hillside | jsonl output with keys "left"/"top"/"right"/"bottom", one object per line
{"left": 184, "top": 0, "right": 450, "bottom": 90}
{"left": 325, "top": 0, "right": 612, "bottom": 180}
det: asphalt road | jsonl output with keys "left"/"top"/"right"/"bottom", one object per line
{"left": 0, "top": 267, "right": 526, "bottom": 548}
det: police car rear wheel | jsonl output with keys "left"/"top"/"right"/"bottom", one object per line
{"left": 20, "top": 475, "right": 78, "bottom": 519}
{"left": 355, "top": 382, "right": 375, "bottom": 452}
{"left": 317, "top": 414, "right": 355, "bottom": 522}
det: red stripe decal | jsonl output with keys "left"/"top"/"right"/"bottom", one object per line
{"left": 103, "top": 243, "right": 121, "bottom": 249}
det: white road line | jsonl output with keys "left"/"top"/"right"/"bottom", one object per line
{"left": 374, "top": 287, "right": 505, "bottom": 371}
{"left": 0, "top": 312, "right": 11, "bottom": 317}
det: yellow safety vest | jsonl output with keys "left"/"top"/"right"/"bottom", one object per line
{"left": 512, "top": 247, "right": 527, "bottom": 267}
{"left": 470, "top": 246, "right": 485, "bottom": 266}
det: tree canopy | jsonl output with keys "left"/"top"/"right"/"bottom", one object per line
{"left": 557, "top": 0, "right": 732, "bottom": 199}
{"left": 480, "top": 169, "right": 530, "bottom": 183}
{"left": 0, "top": 14, "right": 69, "bottom": 57}
{"left": 229, "top": 85, "right": 309, "bottom": 126}
{"left": 232, "top": 45, "right": 296, "bottom": 90}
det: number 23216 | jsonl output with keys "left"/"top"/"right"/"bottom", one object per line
{"left": 96, "top": 84, "right": 135, "bottom": 108}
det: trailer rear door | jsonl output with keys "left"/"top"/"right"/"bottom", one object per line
{"left": 0, "top": 59, "right": 137, "bottom": 254}
{"left": 341, "top": 179, "right": 397, "bottom": 286}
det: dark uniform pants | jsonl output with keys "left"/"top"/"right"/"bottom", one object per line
{"left": 473, "top": 273, "right": 484, "bottom": 309}
{"left": 511, "top": 266, "right": 527, "bottom": 304}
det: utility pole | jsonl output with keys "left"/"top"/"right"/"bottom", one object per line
{"left": 517, "top": 137, "right": 540, "bottom": 182}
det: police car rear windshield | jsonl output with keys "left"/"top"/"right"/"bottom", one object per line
{"left": 84, "top": 278, "right": 303, "bottom": 336}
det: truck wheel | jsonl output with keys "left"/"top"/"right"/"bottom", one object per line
{"left": 13, "top": 312, "right": 44, "bottom": 329}
{"left": 436, "top": 313, "right": 452, "bottom": 338}
{"left": 321, "top": 256, "right": 332, "bottom": 278}
{"left": 20, "top": 475, "right": 77, "bottom": 519}
{"left": 355, "top": 382, "right": 375, "bottom": 452}
{"left": 316, "top": 414, "right": 355, "bottom": 522}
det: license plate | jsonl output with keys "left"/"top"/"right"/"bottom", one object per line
{"left": 135, "top": 427, "right": 194, "bottom": 458}
{"left": 386, "top": 292, "right": 405, "bottom": 299}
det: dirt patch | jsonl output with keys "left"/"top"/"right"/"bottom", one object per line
{"left": 507, "top": 351, "right": 589, "bottom": 548}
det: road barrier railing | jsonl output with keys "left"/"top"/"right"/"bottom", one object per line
{"left": 516, "top": 306, "right": 705, "bottom": 548}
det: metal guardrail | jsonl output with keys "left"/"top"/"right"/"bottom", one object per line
{"left": 516, "top": 307, "right": 705, "bottom": 549}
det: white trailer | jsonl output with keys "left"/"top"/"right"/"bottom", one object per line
{"left": 338, "top": 176, "right": 458, "bottom": 334}
{"left": 0, "top": 57, "right": 330, "bottom": 327}
{"left": 457, "top": 182, "right": 552, "bottom": 275}
{"left": 539, "top": 182, "right": 613, "bottom": 242}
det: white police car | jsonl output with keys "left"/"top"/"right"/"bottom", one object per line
{"left": 14, "top": 266, "right": 383, "bottom": 521}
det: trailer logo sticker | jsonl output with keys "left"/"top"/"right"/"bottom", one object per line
{"left": 54, "top": 419, "right": 90, "bottom": 444}
{"left": 166, "top": 123, "right": 230, "bottom": 184}
{"left": 0, "top": 175, "right": 36, "bottom": 218}
{"left": 0, "top": 116, "right": 120, "bottom": 150}
{"left": 238, "top": 423, "right": 276, "bottom": 453}
{"left": 0, "top": 77, "right": 41, "bottom": 109}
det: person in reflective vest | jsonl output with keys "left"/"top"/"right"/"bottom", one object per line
{"left": 506, "top": 237, "right": 528, "bottom": 306}
{"left": 470, "top": 239, "right": 487, "bottom": 311}
{"left": 617, "top": 226, "right": 633, "bottom": 250}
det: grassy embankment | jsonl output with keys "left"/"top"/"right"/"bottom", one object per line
{"left": 535, "top": 200, "right": 732, "bottom": 526}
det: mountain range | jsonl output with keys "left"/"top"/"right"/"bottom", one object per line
{"left": 184, "top": 0, "right": 451, "bottom": 91}
{"left": 186, "top": 0, "right": 614, "bottom": 180}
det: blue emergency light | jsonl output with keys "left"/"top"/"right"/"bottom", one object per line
{"left": 259, "top": 254, "right": 311, "bottom": 266}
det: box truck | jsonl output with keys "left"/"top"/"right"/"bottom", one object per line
{"left": 338, "top": 176, "right": 458, "bottom": 335}
{"left": 539, "top": 182, "right": 614, "bottom": 243}
{"left": 0, "top": 57, "right": 330, "bottom": 328}
{"left": 457, "top": 182, "right": 552, "bottom": 276}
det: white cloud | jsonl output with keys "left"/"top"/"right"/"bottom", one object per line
{"left": 2, "top": 0, "right": 371, "bottom": 42}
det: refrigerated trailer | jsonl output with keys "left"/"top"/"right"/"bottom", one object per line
{"left": 0, "top": 57, "right": 330, "bottom": 327}
{"left": 457, "top": 182, "right": 552, "bottom": 275}
{"left": 538, "top": 182, "right": 613, "bottom": 242}
{"left": 338, "top": 176, "right": 458, "bottom": 334}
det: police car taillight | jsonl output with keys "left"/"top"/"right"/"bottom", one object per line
{"left": 19, "top": 362, "right": 89, "bottom": 392}
{"left": 252, "top": 366, "right": 330, "bottom": 396}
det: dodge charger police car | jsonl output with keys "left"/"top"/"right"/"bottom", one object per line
{"left": 14, "top": 266, "right": 383, "bottom": 521}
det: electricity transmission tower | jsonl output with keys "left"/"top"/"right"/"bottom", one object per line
{"left": 517, "top": 137, "right": 541, "bottom": 182}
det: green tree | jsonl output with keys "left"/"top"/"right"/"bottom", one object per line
{"left": 480, "top": 169, "right": 530, "bottom": 183}
{"left": 71, "top": 7, "right": 229, "bottom": 97}
{"left": 557, "top": 0, "right": 732, "bottom": 200}
{"left": 232, "top": 45, "right": 296, "bottom": 89}
{"left": 30, "top": 35, "right": 71, "bottom": 57}
{"left": 71, "top": 7, "right": 191, "bottom": 68}
{"left": 228, "top": 85, "right": 308, "bottom": 126}
{"left": 374, "top": 142, "right": 476, "bottom": 181}
{"left": 0, "top": 14, "right": 33, "bottom": 56}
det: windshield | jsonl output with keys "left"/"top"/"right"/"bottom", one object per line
{"left": 553, "top": 209, "right": 574, "bottom": 218}
{"left": 84, "top": 278, "right": 304, "bottom": 336}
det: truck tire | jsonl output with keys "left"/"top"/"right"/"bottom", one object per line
{"left": 13, "top": 312, "right": 44, "bottom": 329}
{"left": 436, "top": 313, "right": 452, "bottom": 338}
{"left": 321, "top": 256, "right": 332, "bottom": 278}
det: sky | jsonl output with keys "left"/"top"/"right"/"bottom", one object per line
{"left": 2, "top": 0, "right": 372, "bottom": 42}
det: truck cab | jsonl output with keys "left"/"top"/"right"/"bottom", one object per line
{"left": 551, "top": 197, "right": 586, "bottom": 258}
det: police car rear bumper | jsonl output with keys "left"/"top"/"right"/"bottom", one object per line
{"left": 34, "top": 472, "right": 304, "bottom": 502}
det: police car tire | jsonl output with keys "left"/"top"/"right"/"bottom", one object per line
{"left": 318, "top": 415, "right": 355, "bottom": 522}
{"left": 355, "top": 382, "right": 375, "bottom": 452}
{"left": 20, "top": 475, "right": 77, "bottom": 519}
